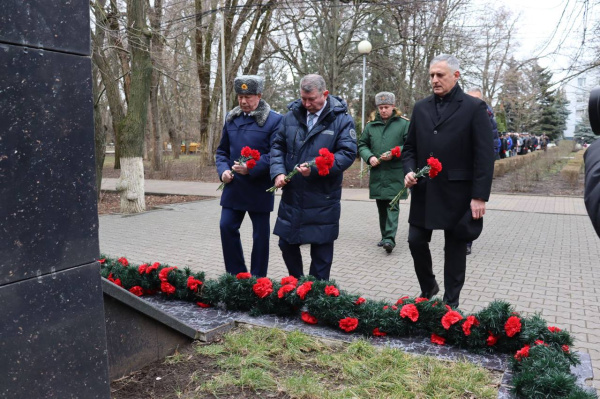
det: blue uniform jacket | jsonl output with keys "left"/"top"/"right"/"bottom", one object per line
{"left": 270, "top": 95, "right": 357, "bottom": 244}
{"left": 216, "top": 99, "right": 282, "bottom": 213}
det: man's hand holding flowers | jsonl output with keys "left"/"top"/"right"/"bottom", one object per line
{"left": 391, "top": 156, "right": 442, "bottom": 209}
{"left": 360, "top": 146, "right": 402, "bottom": 178}
{"left": 268, "top": 148, "right": 335, "bottom": 193}
{"left": 218, "top": 146, "right": 260, "bottom": 190}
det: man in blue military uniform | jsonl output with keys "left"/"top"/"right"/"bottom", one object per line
{"left": 216, "top": 75, "right": 282, "bottom": 277}
{"left": 270, "top": 74, "right": 356, "bottom": 280}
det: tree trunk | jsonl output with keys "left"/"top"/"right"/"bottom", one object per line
{"left": 92, "top": 64, "right": 107, "bottom": 200}
{"left": 116, "top": 0, "right": 152, "bottom": 214}
{"left": 149, "top": 0, "right": 164, "bottom": 171}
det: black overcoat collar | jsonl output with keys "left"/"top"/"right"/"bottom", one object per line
{"left": 427, "top": 84, "right": 464, "bottom": 128}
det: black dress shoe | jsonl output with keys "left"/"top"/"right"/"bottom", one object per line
{"left": 377, "top": 240, "right": 384, "bottom": 247}
{"left": 419, "top": 283, "right": 440, "bottom": 299}
{"left": 466, "top": 242, "right": 472, "bottom": 255}
{"left": 383, "top": 243, "right": 393, "bottom": 253}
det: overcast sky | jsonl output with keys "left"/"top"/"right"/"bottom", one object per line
{"left": 497, "top": 0, "right": 594, "bottom": 78}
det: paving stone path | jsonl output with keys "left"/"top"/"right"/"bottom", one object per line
{"left": 100, "top": 178, "right": 600, "bottom": 392}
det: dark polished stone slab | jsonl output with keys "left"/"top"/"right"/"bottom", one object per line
{"left": 0, "top": 0, "right": 90, "bottom": 55}
{"left": 0, "top": 43, "right": 98, "bottom": 286}
{"left": 0, "top": 262, "right": 110, "bottom": 398}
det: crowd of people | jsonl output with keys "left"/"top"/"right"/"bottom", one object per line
{"left": 496, "top": 132, "right": 550, "bottom": 159}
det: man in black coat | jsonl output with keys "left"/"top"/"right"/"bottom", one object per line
{"left": 402, "top": 54, "right": 495, "bottom": 308}
{"left": 585, "top": 140, "right": 600, "bottom": 237}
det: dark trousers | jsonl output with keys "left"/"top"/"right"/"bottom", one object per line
{"left": 407, "top": 224, "right": 467, "bottom": 307}
{"left": 376, "top": 199, "right": 399, "bottom": 247}
{"left": 220, "top": 207, "right": 270, "bottom": 277}
{"left": 278, "top": 238, "right": 334, "bottom": 281}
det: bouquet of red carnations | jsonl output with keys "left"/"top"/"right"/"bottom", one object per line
{"left": 217, "top": 146, "right": 261, "bottom": 190}
{"left": 389, "top": 156, "right": 442, "bottom": 209}
{"left": 359, "top": 145, "right": 402, "bottom": 178}
{"left": 267, "top": 148, "right": 335, "bottom": 193}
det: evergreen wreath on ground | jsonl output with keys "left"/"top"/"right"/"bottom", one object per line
{"left": 100, "top": 255, "right": 596, "bottom": 399}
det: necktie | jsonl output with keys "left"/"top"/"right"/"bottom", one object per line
{"left": 307, "top": 113, "right": 316, "bottom": 131}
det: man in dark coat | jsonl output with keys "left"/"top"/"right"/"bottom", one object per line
{"left": 585, "top": 139, "right": 600, "bottom": 237}
{"left": 358, "top": 92, "right": 409, "bottom": 253}
{"left": 270, "top": 74, "right": 356, "bottom": 280}
{"left": 216, "top": 75, "right": 282, "bottom": 277}
{"left": 465, "top": 86, "right": 499, "bottom": 255}
{"left": 402, "top": 54, "right": 495, "bottom": 308}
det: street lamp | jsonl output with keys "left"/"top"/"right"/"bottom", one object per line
{"left": 358, "top": 40, "right": 372, "bottom": 186}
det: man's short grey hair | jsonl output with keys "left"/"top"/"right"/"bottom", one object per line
{"left": 300, "top": 74, "right": 327, "bottom": 93}
{"left": 430, "top": 54, "right": 460, "bottom": 73}
{"left": 467, "top": 86, "right": 482, "bottom": 95}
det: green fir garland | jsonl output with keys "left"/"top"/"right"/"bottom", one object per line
{"left": 99, "top": 255, "right": 596, "bottom": 399}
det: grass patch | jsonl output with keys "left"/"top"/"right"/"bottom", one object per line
{"left": 192, "top": 326, "right": 499, "bottom": 398}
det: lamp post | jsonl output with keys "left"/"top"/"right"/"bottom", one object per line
{"left": 358, "top": 40, "right": 372, "bottom": 186}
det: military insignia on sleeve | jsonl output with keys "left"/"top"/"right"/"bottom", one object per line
{"left": 350, "top": 129, "right": 357, "bottom": 139}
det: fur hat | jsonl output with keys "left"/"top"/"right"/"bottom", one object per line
{"left": 234, "top": 75, "right": 264, "bottom": 95}
{"left": 375, "top": 92, "right": 395, "bottom": 106}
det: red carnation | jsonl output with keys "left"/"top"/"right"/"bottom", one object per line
{"left": 160, "top": 282, "right": 176, "bottom": 295}
{"left": 138, "top": 263, "right": 148, "bottom": 274}
{"left": 187, "top": 276, "right": 203, "bottom": 292}
{"left": 107, "top": 273, "right": 121, "bottom": 286}
{"left": 431, "top": 334, "right": 446, "bottom": 345}
{"left": 415, "top": 297, "right": 429, "bottom": 303}
{"left": 241, "top": 146, "right": 252, "bottom": 157}
{"left": 504, "top": 316, "right": 522, "bottom": 337}
{"left": 280, "top": 276, "right": 298, "bottom": 287}
{"left": 159, "top": 266, "right": 177, "bottom": 282}
{"left": 250, "top": 149, "right": 261, "bottom": 161}
{"left": 236, "top": 272, "right": 252, "bottom": 280}
{"left": 373, "top": 328, "right": 387, "bottom": 337}
{"left": 98, "top": 258, "right": 106, "bottom": 264}
{"left": 391, "top": 146, "right": 401, "bottom": 158}
{"left": 562, "top": 345, "right": 570, "bottom": 353}
{"left": 296, "top": 281, "right": 313, "bottom": 300}
{"left": 514, "top": 345, "right": 530, "bottom": 361}
{"left": 301, "top": 311, "right": 318, "bottom": 325}
{"left": 246, "top": 159, "right": 256, "bottom": 169}
{"left": 146, "top": 262, "right": 160, "bottom": 274}
{"left": 392, "top": 305, "right": 398, "bottom": 310}
{"left": 129, "top": 286, "right": 144, "bottom": 297}
{"left": 197, "top": 302, "right": 211, "bottom": 308}
{"left": 426, "top": 157, "right": 442, "bottom": 178}
{"left": 548, "top": 326, "right": 561, "bottom": 333}
{"left": 462, "top": 315, "right": 479, "bottom": 336}
{"left": 315, "top": 148, "right": 335, "bottom": 176}
{"left": 278, "top": 284, "right": 296, "bottom": 298}
{"left": 355, "top": 297, "right": 366, "bottom": 305}
{"left": 400, "top": 304, "right": 419, "bottom": 322}
{"left": 441, "top": 310, "right": 463, "bottom": 330}
{"left": 118, "top": 257, "right": 129, "bottom": 266}
{"left": 396, "top": 296, "right": 409, "bottom": 305}
{"left": 486, "top": 332, "right": 498, "bottom": 346}
{"left": 253, "top": 277, "right": 273, "bottom": 298}
{"left": 324, "top": 285, "right": 340, "bottom": 297}
{"left": 535, "top": 340, "right": 548, "bottom": 346}
{"left": 339, "top": 317, "right": 359, "bottom": 333}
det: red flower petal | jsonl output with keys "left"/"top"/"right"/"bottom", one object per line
{"left": 301, "top": 311, "right": 318, "bottom": 324}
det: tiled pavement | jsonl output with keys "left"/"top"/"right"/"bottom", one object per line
{"left": 100, "top": 178, "right": 600, "bottom": 391}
